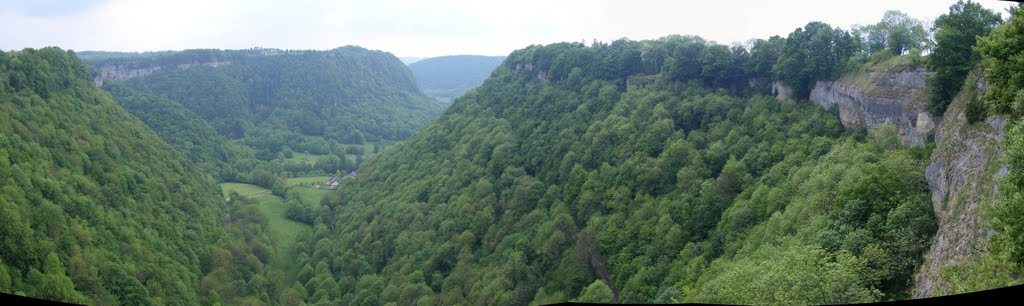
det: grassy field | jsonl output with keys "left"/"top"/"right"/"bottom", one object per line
{"left": 281, "top": 142, "right": 389, "bottom": 167}
{"left": 219, "top": 182, "right": 313, "bottom": 285}
{"left": 284, "top": 152, "right": 327, "bottom": 165}
{"left": 219, "top": 183, "right": 309, "bottom": 246}
{"left": 285, "top": 175, "right": 332, "bottom": 186}
{"left": 285, "top": 176, "right": 335, "bottom": 206}
{"left": 220, "top": 182, "right": 270, "bottom": 197}
{"left": 294, "top": 188, "right": 333, "bottom": 206}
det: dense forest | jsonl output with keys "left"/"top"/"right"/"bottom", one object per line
{"left": 282, "top": 7, "right": 973, "bottom": 304}
{"left": 83, "top": 47, "right": 447, "bottom": 194}
{"left": 86, "top": 47, "right": 446, "bottom": 160}
{"left": 936, "top": 3, "right": 1024, "bottom": 293}
{"left": 0, "top": 47, "right": 288, "bottom": 305}
{"left": 101, "top": 83, "right": 257, "bottom": 182}
{"left": 3, "top": 1, "right": 1024, "bottom": 305}
{"left": 408, "top": 55, "right": 506, "bottom": 101}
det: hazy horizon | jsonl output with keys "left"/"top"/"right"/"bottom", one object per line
{"left": 0, "top": 0, "right": 1016, "bottom": 58}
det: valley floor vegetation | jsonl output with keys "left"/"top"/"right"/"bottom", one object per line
{"left": 2, "top": 1, "right": 1024, "bottom": 305}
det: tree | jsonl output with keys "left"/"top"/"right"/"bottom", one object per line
{"left": 976, "top": 4, "right": 1022, "bottom": 118}
{"left": 107, "top": 264, "right": 155, "bottom": 306}
{"left": 774, "top": 22, "right": 857, "bottom": 99}
{"left": 575, "top": 280, "right": 614, "bottom": 303}
{"left": 698, "top": 44, "right": 738, "bottom": 88}
{"left": 979, "top": 5, "right": 1024, "bottom": 266}
{"left": 881, "top": 11, "right": 930, "bottom": 55}
{"left": 927, "top": 0, "right": 1002, "bottom": 115}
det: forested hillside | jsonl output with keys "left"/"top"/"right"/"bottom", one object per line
{"left": 408, "top": 55, "right": 505, "bottom": 101}
{"left": 0, "top": 48, "right": 216, "bottom": 304}
{"left": 85, "top": 47, "right": 446, "bottom": 160}
{"left": 102, "top": 83, "right": 256, "bottom": 181}
{"left": 291, "top": 24, "right": 940, "bottom": 304}
{"left": 934, "top": 3, "right": 1024, "bottom": 294}
{"left": 5, "top": 2, "right": 1023, "bottom": 305}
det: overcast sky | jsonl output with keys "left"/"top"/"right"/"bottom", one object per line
{"left": 0, "top": 0, "right": 1016, "bottom": 58}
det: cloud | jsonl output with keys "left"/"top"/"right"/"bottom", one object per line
{"left": 0, "top": 0, "right": 1016, "bottom": 57}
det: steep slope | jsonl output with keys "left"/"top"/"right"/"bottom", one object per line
{"left": 102, "top": 83, "right": 255, "bottom": 181}
{"left": 805, "top": 57, "right": 1013, "bottom": 297}
{"left": 84, "top": 47, "right": 446, "bottom": 159}
{"left": 912, "top": 73, "right": 1007, "bottom": 297}
{"left": 916, "top": 5, "right": 1024, "bottom": 296}
{"left": 810, "top": 56, "right": 935, "bottom": 146}
{"left": 408, "top": 55, "right": 505, "bottom": 101}
{"left": 0, "top": 48, "right": 226, "bottom": 304}
{"left": 293, "top": 39, "right": 936, "bottom": 304}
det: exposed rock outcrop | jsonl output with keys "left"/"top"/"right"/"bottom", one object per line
{"left": 92, "top": 60, "right": 230, "bottom": 86}
{"left": 809, "top": 68, "right": 934, "bottom": 146}
{"left": 807, "top": 66, "right": 1008, "bottom": 297}
{"left": 771, "top": 81, "right": 791, "bottom": 101}
{"left": 912, "top": 75, "right": 1007, "bottom": 298}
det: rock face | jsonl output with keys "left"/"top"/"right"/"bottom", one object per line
{"left": 771, "top": 81, "right": 791, "bottom": 101}
{"left": 93, "top": 60, "right": 230, "bottom": 86}
{"left": 912, "top": 76, "right": 1007, "bottom": 298}
{"left": 807, "top": 67, "right": 1008, "bottom": 297}
{"left": 809, "top": 68, "right": 933, "bottom": 146}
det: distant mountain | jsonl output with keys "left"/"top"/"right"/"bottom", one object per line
{"left": 83, "top": 47, "right": 447, "bottom": 160}
{"left": 409, "top": 55, "right": 505, "bottom": 101}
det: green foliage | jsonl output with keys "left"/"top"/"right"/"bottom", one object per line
{"left": 746, "top": 36, "right": 785, "bottom": 92}
{"left": 692, "top": 246, "right": 881, "bottom": 304}
{"left": 88, "top": 47, "right": 446, "bottom": 160}
{"left": 280, "top": 37, "right": 934, "bottom": 305}
{"left": 977, "top": 5, "right": 1024, "bottom": 118}
{"left": 0, "top": 47, "right": 226, "bottom": 304}
{"left": 0, "top": 46, "right": 305, "bottom": 306}
{"left": 980, "top": 5, "right": 1024, "bottom": 264}
{"left": 994, "top": 121, "right": 1024, "bottom": 264}
{"left": 927, "top": 0, "right": 1002, "bottom": 116}
{"left": 853, "top": 10, "right": 931, "bottom": 56}
{"left": 575, "top": 280, "right": 614, "bottom": 303}
{"left": 103, "top": 83, "right": 255, "bottom": 181}
{"left": 936, "top": 5, "right": 1024, "bottom": 294}
{"left": 774, "top": 22, "right": 858, "bottom": 99}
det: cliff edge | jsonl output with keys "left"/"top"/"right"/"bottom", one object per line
{"left": 810, "top": 66, "right": 934, "bottom": 146}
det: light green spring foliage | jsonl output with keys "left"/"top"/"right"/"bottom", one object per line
{"left": 0, "top": 12, "right": 960, "bottom": 305}
{"left": 683, "top": 125, "right": 934, "bottom": 304}
{"left": 0, "top": 47, "right": 227, "bottom": 304}
{"left": 280, "top": 35, "right": 936, "bottom": 305}
{"left": 91, "top": 47, "right": 446, "bottom": 159}
{"left": 102, "top": 83, "right": 256, "bottom": 181}
{"left": 96, "top": 49, "right": 425, "bottom": 195}
{"left": 0, "top": 47, "right": 298, "bottom": 305}
{"left": 926, "top": 0, "right": 1002, "bottom": 116}
{"left": 937, "top": 4, "right": 1024, "bottom": 295}
{"left": 575, "top": 280, "right": 615, "bottom": 303}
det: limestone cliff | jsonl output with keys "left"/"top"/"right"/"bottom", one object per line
{"left": 809, "top": 68, "right": 934, "bottom": 146}
{"left": 91, "top": 60, "right": 230, "bottom": 86}
{"left": 912, "top": 75, "right": 1007, "bottom": 298}
{"left": 805, "top": 64, "right": 1007, "bottom": 297}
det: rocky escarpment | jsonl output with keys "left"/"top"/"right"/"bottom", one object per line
{"left": 92, "top": 60, "right": 230, "bottom": 86}
{"left": 912, "top": 76, "right": 1007, "bottom": 298}
{"left": 805, "top": 66, "right": 1008, "bottom": 297}
{"left": 810, "top": 68, "right": 934, "bottom": 146}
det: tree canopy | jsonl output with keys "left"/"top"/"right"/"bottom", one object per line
{"left": 927, "top": 0, "right": 1002, "bottom": 116}
{"left": 279, "top": 36, "right": 936, "bottom": 304}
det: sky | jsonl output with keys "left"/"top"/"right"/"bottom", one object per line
{"left": 0, "top": 0, "right": 1016, "bottom": 58}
